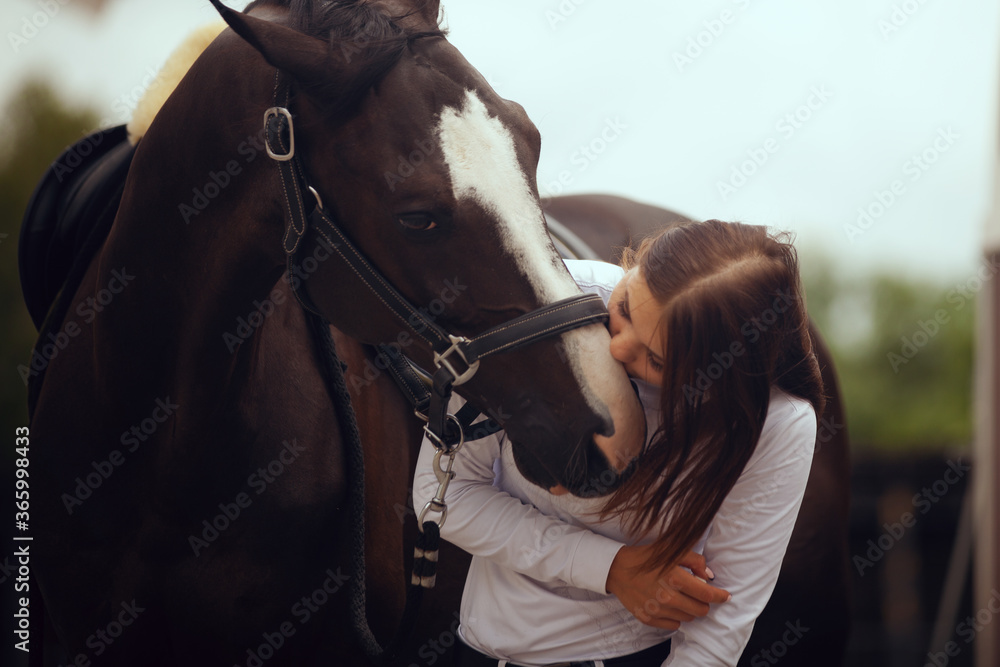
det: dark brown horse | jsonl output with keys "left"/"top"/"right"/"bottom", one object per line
{"left": 26, "top": 2, "right": 647, "bottom": 665}
{"left": 357, "top": 195, "right": 852, "bottom": 666}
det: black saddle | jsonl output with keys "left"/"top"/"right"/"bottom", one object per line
{"left": 18, "top": 125, "right": 136, "bottom": 331}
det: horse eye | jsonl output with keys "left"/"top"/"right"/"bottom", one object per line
{"left": 398, "top": 214, "right": 438, "bottom": 232}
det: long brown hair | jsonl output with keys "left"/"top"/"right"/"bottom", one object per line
{"left": 603, "top": 220, "right": 825, "bottom": 569}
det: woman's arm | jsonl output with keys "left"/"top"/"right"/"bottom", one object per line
{"left": 412, "top": 401, "right": 726, "bottom": 622}
{"left": 662, "top": 394, "right": 817, "bottom": 666}
{"left": 412, "top": 417, "right": 623, "bottom": 593}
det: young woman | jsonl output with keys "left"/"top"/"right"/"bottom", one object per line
{"left": 413, "top": 220, "right": 824, "bottom": 666}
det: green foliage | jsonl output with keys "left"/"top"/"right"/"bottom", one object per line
{"left": 801, "top": 251, "right": 975, "bottom": 453}
{"left": 0, "top": 80, "right": 98, "bottom": 441}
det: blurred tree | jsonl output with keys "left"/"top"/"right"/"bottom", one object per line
{"left": 801, "top": 252, "right": 974, "bottom": 453}
{"left": 0, "top": 79, "right": 98, "bottom": 445}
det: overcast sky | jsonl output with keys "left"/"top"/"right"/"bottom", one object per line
{"left": 3, "top": 0, "right": 998, "bottom": 283}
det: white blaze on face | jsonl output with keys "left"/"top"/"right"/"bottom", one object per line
{"left": 437, "top": 90, "right": 640, "bottom": 450}
{"left": 437, "top": 90, "right": 577, "bottom": 303}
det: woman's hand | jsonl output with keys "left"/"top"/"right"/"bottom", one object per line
{"left": 605, "top": 544, "right": 731, "bottom": 631}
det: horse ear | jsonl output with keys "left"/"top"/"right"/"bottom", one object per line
{"left": 208, "top": 0, "right": 330, "bottom": 83}
{"left": 415, "top": 0, "right": 441, "bottom": 24}
{"left": 376, "top": 0, "right": 441, "bottom": 25}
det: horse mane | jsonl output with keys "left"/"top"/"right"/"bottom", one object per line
{"left": 245, "top": 0, "right": 443, "bottom": 38}
{"left": 239, "top": 0, "right": 446, "bottom": 117}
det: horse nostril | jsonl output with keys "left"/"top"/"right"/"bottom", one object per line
{"left": 593, "top": 420, "right": 640, "bottom": 471}
{"left": 567, "top": 435, "right": 634, "bottom": 499}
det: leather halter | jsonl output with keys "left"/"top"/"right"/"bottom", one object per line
{"left": 263, "top": 73, "right": 611, "bottom": 452}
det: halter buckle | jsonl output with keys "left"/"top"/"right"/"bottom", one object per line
{"left": 433, "top": 335, "right": 480, "bottom": 386}
{"left": 263, "top": 107, "right": 295, "bottom": 162}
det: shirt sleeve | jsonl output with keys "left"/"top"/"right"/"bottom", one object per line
{"left": 412, "top": 400, "right": 625, "bottom": 595}
{"left": 663, "top": 396, "right": 817, "bottom": 666}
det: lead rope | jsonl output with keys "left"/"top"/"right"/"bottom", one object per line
{"left": 306, "top": 313, "right": 442, "bottom": 665}
{"left": 268, "top": 73, "right": 450, "bottom": 664}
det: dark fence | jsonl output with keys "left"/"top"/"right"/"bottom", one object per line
{"left": 846, "top": 452, "right": 974, "bottom": 667}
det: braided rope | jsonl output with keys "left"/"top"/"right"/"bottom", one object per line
{"left": 305, "top": 313, "right": 437, "bottom": 665}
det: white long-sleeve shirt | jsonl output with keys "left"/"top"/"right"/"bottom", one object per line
{"left": 412, "top": 259, "right": 817, "bottom": 666}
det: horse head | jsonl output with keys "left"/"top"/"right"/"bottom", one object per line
{"left": 208, "top": 0, "right": 644, "bottom": 495}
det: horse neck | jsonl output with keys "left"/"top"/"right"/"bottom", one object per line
{"left": 92, "top": 51, "right": 291, "bottom": 401}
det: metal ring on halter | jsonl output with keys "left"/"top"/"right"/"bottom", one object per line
{"left": 307, "top": 185, "right": 323, "bottom": 210}
{"left": 418, "top": 499, "right": 448, "bottom": 531}
{"left": 423, "top": 414, "right": 465, "bottom": 452}
{"left": 434, "top": 335, "right": 480, "bottom": 386}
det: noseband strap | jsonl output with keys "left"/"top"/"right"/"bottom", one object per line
{"left": 307, "top": 204, "right": 610, "bottom": 366}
